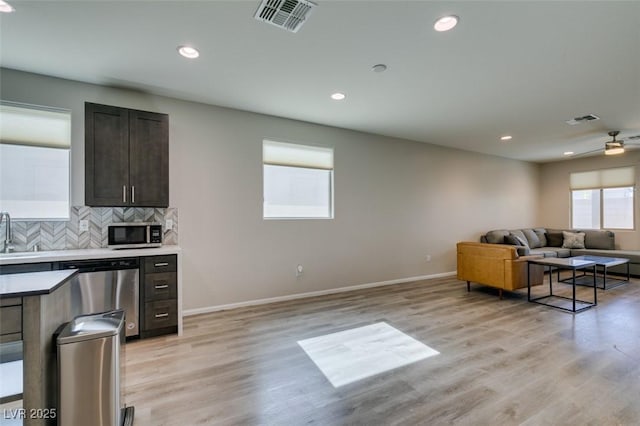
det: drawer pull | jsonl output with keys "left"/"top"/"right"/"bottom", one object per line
{"left": 154, "top": 262, "right": 169, "bottom": 267}
{"left": 154, "top": 284, "right": 169, "bottom": 289}
{"left": 155, "top": 313, "right": 169, "bottom": 318}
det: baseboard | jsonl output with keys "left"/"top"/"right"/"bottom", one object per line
{"left": 183, "top": 271, "right": 457, "bottom": 317}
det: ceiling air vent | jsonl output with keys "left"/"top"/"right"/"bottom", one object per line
{"left": 565, "top": 114, "right": 600, "bottom": 125}
{"left": 254, "top": 0, "right": 317, "bottom": 33}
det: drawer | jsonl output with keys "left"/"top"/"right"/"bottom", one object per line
{"left": 0, "top": 333, "right": 22, "bottom": 344}
{"left": 144, "top": 272, "right": 177, "bottom": 301}
{"left": 0, "top": 298, "right": 21, "bottom": 307}
{"left": 0, "top": 305, "right": 22, "bottom": 335}
{"left": 144, "top": 255, "right": 177, "bottom": 273}
{"left": 144, "top": 299, "right": 177, "bottom": 330}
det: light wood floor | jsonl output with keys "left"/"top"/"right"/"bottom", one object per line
{"left": 125, "top": 275, "right": 640, "bottom": 425}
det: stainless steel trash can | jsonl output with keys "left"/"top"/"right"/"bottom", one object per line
{"left": 57, "top": 310, "right": 128, "bottom": 426}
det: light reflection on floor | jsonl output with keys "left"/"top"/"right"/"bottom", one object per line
{"left": 297, "top": 322, "right": 439, "bottom": 387}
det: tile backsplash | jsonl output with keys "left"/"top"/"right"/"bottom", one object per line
{"left": 1, "top": 206, "right": 178, "bottom": 252}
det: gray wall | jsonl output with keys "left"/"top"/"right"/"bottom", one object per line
{"left": 539, "top": 152, "right": 640, "bottom": 250}
{"left": 1, "top": 68, "right": 541, "bottom": 311}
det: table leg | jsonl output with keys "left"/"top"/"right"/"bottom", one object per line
{"left": 603, "top": 265, "right": 608, "bottom": 290}
{"left": 527, "top": 262, "right": 531, "bottom": 301}
{"left": 549, "top": 265, "right": 553, "bottom": 296}
{"left": 593, "top": 265, "right": 597, "bottom": 306}
{"left": 627, "top": 262, "right": 631, "bottom": 282}
{"left": 572, "top": 268, "right": 576, "bottom": 312}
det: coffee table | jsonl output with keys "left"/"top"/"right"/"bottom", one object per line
{"left": 560, "top": 255, "right": 630, "bottom": 290}
{"left": 527, "top": 257, "right": 597, "bottom": 313}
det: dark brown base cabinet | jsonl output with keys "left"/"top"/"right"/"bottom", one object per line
{"left": 85, "top": 102, "right": 169, "bottom": 207}
{"left": 140, "top": 255, "right": 178, "bottom": 338}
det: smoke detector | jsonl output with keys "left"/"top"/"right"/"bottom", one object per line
{"left": 254, "top": 0, "right": 317, "bottom": 33}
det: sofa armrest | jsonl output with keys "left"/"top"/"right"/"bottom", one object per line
{"left": 457, "top": 242, "right": 519, "bottom": 260}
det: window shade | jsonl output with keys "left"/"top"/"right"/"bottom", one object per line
{"left": 570, "top": 166, "right": 635, "bottom": 190}
{"left": 263, "top": 140, "right": 333, "bottom": 170}
{"left": 0, "top": 102, "right": 71, "bottom": 149}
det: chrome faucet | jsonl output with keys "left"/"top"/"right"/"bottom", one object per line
{"left": 0, "top": 212, "right": 12, "bottom": 253}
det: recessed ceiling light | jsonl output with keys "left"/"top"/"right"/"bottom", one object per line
{"left": 177, "top": 46, "right": 200, "bottom": 59}
{"left": 371, "top": 64, "right": 387, "bottom": 73}
{"left": 564, "top": 151, "right": 574, "bottom": 156}
{"left": 0, "top": 1, "right": 15, "bottom": 13}
{"left": 500, "top": 135, "right": 512, "bottom": 141}
{"left": 434, "top": 15, "right": 458, "bottom": 32}
{"left": 331, "top": 92, "right": 346, "bottom": 101}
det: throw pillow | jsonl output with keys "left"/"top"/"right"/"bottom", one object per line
{"left": 533, "top": 228, "right": 548, "bottom": 247}
{"left": 522, "top": 229, "right": 541, "bottom": 248}
{"left": 562, "top": 231, "right": 586, "bottom": 249}
{"left": 504, "top": 235, "right": 521, "bottom": 246}
{"left": 546, "top": 230, "right": 563, "bottom": 247}
{"left": 508, "top": 232, "right": 529, "bottom": 248}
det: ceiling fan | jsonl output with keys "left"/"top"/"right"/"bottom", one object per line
{"left": 576, "top": 131, "right": 640, "bottom": 157}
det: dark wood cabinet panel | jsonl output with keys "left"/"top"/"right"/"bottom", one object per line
{"left": 140, "top": 254, "right": 177, "bottom": 338}
{"left": 0, "top": 305, "right": 22, "bottom": 338}
{"left": 0, "top": 298, "right": 22, "bottom": 342}
{"left": 143, "top": 300, "right": 178, "bottom": 328}
{"left": 85, "top": 103, "right": 129, "bottom": 206}
{"left": 129, "top": 110, "right": 169, "bottom": 207}
{"left": 143, "top": 255, "right": 177, "bottom": 273}
{"left": 144, "top": 272, "right": 178, "bottom": 301}
{"left": 85, "top": 102, "right": 169, "bottom": 207}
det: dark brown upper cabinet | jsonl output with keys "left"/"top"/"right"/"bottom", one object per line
{"left": 85, "top": 102, "right": 169, "bottom": 207}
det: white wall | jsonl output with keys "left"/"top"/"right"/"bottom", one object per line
{"left": 539, "top": 152, "right": 640, "bottom": 250}
{"left": 1, "top": 68, "right": 541, "bottom": 311}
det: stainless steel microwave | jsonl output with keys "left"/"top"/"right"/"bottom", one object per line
{"left": 107, "top": 222, "right": 162, "bottom": 249}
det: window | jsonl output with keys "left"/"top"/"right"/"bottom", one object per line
{"left": 263, "top": 140, "right": 333, "bottom": 219}
{"left": 570, "top": 167, "right": 635, "bottom": 230}
{"left": 0, "top": 102, "right": 71, "bottom": 220}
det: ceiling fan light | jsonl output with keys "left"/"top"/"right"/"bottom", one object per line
{"left": 605, "top": 146, "right": 625, "bottom": 155}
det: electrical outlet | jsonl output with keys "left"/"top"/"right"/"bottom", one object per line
{"left": 296, "top": 264, "right": 304, "bottom": 277}
{"left": 425, "top": 254, "right": 431, "bottom": 262}
{"left": 79, "top": 219, "right": 89, "bottom": 232}
{"left": 165, "top": 219, "right": 173, "bottom": 231}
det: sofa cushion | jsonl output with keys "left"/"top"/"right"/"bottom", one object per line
{"left": 522, "top": 229, "right": 542, "bottom": 248}
{"left": 562, "top": 231, "right": 586, "bottom": 249}
{"left": 485, "top": 230, "right": 509, "bottom": 244}
{"left": 578, "top": 229, "right": 615, "bottom": 250}
{"left": 533, "top": 228, "right": 547, "bottom": 247}
{"left": 546, "top": 229, "right": 564, "bottom": 247}
{"left": 530, "top": 247, "right": 572, "bottom": 258}
{"left": 530, "top": 249, "right": 557, "bottom": 258}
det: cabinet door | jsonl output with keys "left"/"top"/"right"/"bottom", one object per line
{"left": 129, "top": 109, "right": 169, "bottom": 207}
{"left": 85, "top": 103, "right": 130, "bottom": 206}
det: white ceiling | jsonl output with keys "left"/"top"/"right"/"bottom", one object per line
{"left": 1, "top": 0, "right": 639, "bottom": 163}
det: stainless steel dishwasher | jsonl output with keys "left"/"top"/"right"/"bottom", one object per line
{"left": 58, "top": 258, "right": 140, "bottom": 338}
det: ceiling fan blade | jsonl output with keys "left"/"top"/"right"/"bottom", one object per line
{"left": 571, "top": 148, "right": 603, "bottom": 158}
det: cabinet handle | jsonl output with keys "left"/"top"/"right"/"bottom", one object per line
{"left": 132, "top": 186, "right": 136, "bottom": 204}
{"left": 154, "top": 284, "right": 169, "bottom": 289}
{"left": 155, "top": 313, "right": 169, "bottom": 318}
{"left": 123, "top": 185, "right": 127, "bottom": 203}
{"left": 154, "top": 262, "right": 169, "bottom": 267}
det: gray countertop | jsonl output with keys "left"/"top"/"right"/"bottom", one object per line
{"left": 0, "top": 245, "right": 181, "bottom": 266}
{"left": 0, "top": 269, "right": 78, "bottom": 298}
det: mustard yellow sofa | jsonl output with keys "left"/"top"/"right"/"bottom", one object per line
{"left": 457, "top": 242, "right": 544, "bottom": 298}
